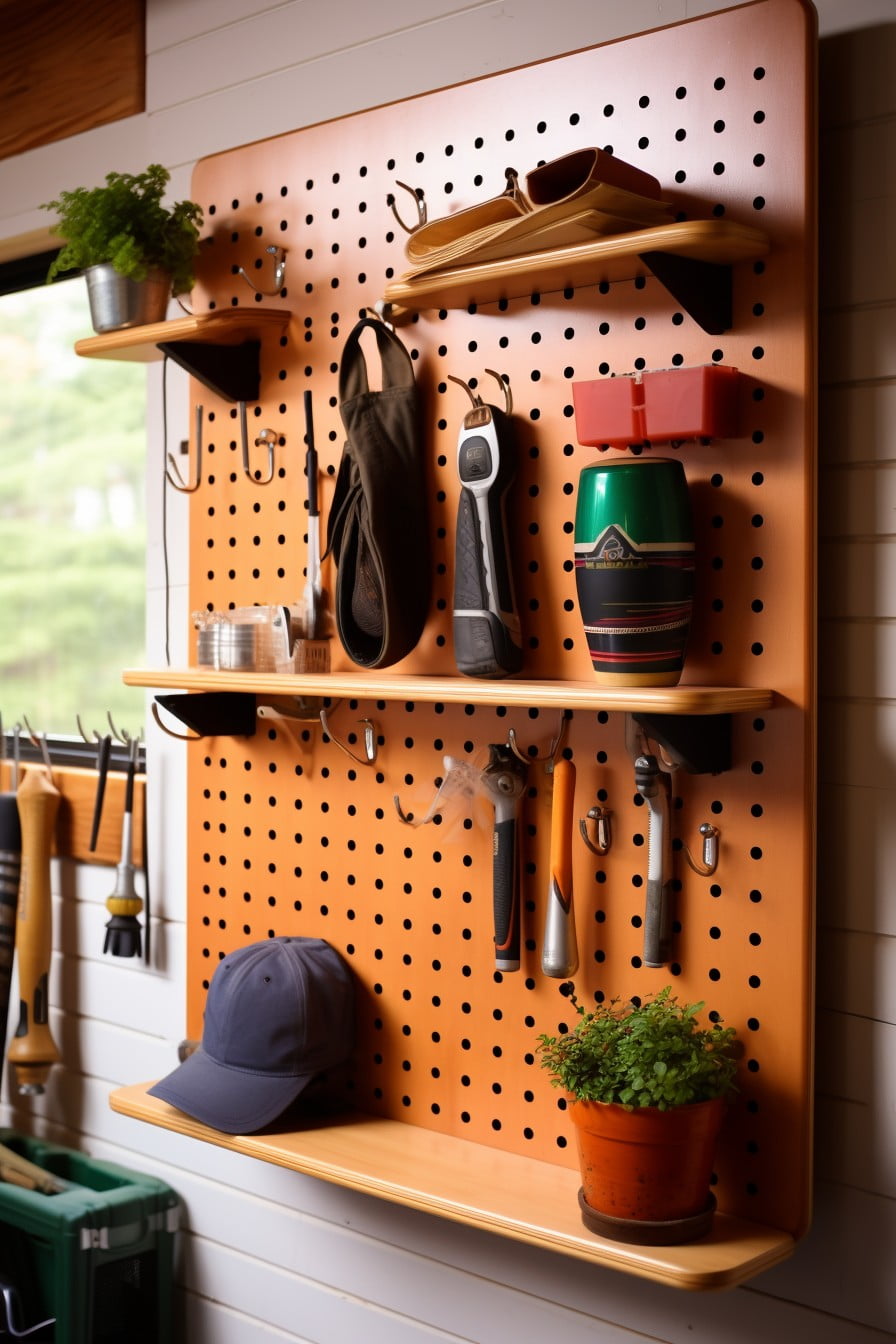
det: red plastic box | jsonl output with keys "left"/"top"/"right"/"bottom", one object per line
{"left": 573, "top": 365, "right": 741, "bottom": 447}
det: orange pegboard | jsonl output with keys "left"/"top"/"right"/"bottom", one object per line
{"left": 180, "top": 0, "right": 815, "bottom": 1239}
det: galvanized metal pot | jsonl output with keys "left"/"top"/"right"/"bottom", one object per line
{"left": 84, "top": 263, "right": 171, "bottom": 333}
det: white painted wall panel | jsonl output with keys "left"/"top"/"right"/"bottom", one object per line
{"left": 818, "top": 536, "right": 896, "bottom": 621}
{"left": 819, "top": 462, "right": 896, "bottom": 540}
{"left": 817, "top": 784, "right": 896, "bottom": 936}
{"left": 819, "top": 618, "right": 896, "bottom": 698}
{"left": 819, "top": 382, "right": 896, "bottom": 466}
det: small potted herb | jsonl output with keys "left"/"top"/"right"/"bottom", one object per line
{"left": 537, "top": 985, "right": 738, "bottom": 1244}
{"left": 42, "top": 163, "right": 203, "bottom": 332}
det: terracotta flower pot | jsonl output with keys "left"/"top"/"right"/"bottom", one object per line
{"left": 567, "top": 1095, "right": 726, "bottom": 1244}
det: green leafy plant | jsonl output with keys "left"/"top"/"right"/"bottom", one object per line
{"left": 43, "top": 164, "right": 203, "bottom": 297}
{"left": 537, "top": 985, "right": 738, "bottom": 1110}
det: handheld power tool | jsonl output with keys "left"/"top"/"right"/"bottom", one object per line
{"left": 451, "top": 372, "right": 523, "bottom": 678}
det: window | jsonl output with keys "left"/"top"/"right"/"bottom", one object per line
{"left": 0, "top": 270, "right": 147, "bottom": 738}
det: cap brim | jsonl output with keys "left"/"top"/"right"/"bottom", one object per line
{"left": 148, "top": 1046, "right": 314, "bottom": 1135}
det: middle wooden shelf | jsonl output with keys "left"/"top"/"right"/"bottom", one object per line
{"left": 124, "top": 666, "right": 774, "bottom": 716}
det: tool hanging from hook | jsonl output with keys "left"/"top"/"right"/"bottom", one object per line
{"left": 450, "top": 370, "right": 523, "bottom": 679}
{"left": 479, "top": 742, "right": 528, "bottom": 972}
{"left": 542, "top": 757, "right": 579, "bottom": 978}
{"left": 8, "top": 726, "right": 61, "bottom": 1097}
{"left": 103, "top": 737, "right": 145, "bottom": 960}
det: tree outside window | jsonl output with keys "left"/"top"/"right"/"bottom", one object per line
{"left": 0, "top": 275, "right": 146, "bottom": 738}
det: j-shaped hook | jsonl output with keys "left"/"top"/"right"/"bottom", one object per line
{"left": 239, "top": 404, "right": 276, "bottom": 485}
{"left": 387, "top": 181, "right": 427, "bottom": 234}
{"left": 579, "top": 804, "right": 612, "bottom": 856}
{"left": 506, "top": 709, "right": 568, "bottom": 767}
{"left": 236, "top": 245, "right": 288, "bottom": 296}
{"left": 447, "top": 368, "right": 513, "bottom": 418}
{"left": 319, "top": 706, "right": 377, "bottom": 766}
{"left": 684, "top": 822, "right": 720, "bottom": 877}
{"left": 166, "top": 405, "right": 203, "bottom": 492}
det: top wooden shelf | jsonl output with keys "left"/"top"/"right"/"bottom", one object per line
{"left": 384, "top": 219, "right": 770, "bottom": 333}
{"left": 74, "top": 307, "right": 290, "bottom": 363}
{"left": 124, "top": 666, "right": 774, "bottom": 717}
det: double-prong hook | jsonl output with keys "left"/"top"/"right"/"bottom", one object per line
{"left": 387, "top": 181, "right": 427, "bottom": 234}
{"left": 236, "top": 245, "right": 288, "bottom": 296}
{"left": 506, "top": 709, "right": 568, "bottom": 768}
{"left": 447, "top": 368, "right": 513, "bottom": 418}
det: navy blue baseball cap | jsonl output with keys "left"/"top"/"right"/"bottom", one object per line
{"left": 149, "top": 936, "right": 354, "bottom": 1134}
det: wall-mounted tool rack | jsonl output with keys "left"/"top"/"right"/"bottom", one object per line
{"left": 101, "top": 0, "right": 816, "bottom": 1290}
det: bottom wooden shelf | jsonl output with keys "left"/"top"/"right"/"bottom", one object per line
{"left": 110, "top": 1083, "right": 795, "bottom": 1291}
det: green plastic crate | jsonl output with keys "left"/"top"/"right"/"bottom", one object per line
{"left": 0, "top": 1130, "right": 179, "bottom": 1344}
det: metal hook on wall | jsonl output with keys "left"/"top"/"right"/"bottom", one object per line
{"left": 319, "top": 706, "right": 377, "bottom": 766}
{"left": 506, "top": 709, "right": 569, "bottom": 768}
{"left": 387, "top": 180, "right": 427, "bottom": 234}
{"left": 150, "top": 700, "right": 202, "bottom": 742}
{"left": 447, "top": 368, "right": 513, "bottom": 418}
{"left": 236, "top": 245, "right": 288, "bottom": 296}
{"left": 683, "top": 822, "right": 720, "bottom": 877}
{"left": 166, "top": 405, "right": 203, "bottom": 493}
{"left": 239, "top": 403, "right": 276, "bottom": 485}
{"left": 21, "top": 715, "right": 54, "bottom": 785}
{"left": 579, "top": 803, "right": 612, "bottom": 856}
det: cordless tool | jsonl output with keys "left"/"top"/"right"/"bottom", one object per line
{"left": 451, "top": 373, "right": 522, "bottom": 678}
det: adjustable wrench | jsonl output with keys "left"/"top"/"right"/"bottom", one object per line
{"left": 480, "top": 743, "right": 528, "bottom": 971}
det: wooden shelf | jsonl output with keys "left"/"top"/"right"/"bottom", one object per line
{"left": 110, "top": 1082, "right": 795, "bottom": 1291}
{"left": 74, "top": 308, "right": 289, "bottom": 363}
{"left": 384, "top": 220, "right": 770, "bottom": 333}
{"left": 123, "top": 666, "right": 775, "bottom": 717}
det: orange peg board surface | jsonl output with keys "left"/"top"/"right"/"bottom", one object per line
{"left": 176, "top": 0, "right": 815, "bottom": 1240}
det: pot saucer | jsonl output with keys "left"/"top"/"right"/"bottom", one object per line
{"left": 577, "top": 1187, "right": 717, "bottom": 1246}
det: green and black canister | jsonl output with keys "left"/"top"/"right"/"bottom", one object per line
{"left": 574, "top": 457, "right": 694, "bottom": 686}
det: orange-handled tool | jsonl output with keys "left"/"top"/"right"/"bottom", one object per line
{"left": 7, "top": 767, "right": 61, "bottom": 1095}
{"left": 542, "top": 757, "right": 579, "bottom": 977}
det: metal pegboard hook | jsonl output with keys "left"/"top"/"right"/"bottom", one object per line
{"left": 506, "top": 710, "right": 569, "bottom": 766}
{"left": 240, "top": 403, "right": 276, "bottom": 485}
{"left": 106, "top": 712, "right": 143, "bottom": 748}
{"left": 150, "top": 700, "right": 202, "bottom": 742}
{"left": 579, "top": 803, "right": 612, "bottom": 856}
{"left": 319, "top": 706, "right": 377, "bottom": 766}
{"left": 484, "top": 367, "right": 513, "bottom": 416}
{"left": 236, "top": 245, "right": 288, "bottom": 296}
{"left": 76, "top": 714, "right": 102, "bottom": 744}
{"left": 683, "top": 822, "right": 720, "bottom": 877}
{"left": 387, "top": 180, "right": 427, "bottom": 234}
{"left": 22, "top": 715, "right": 54, "bottom": 784}
{"left": 448, "top": 370, "right": 512, "bottom": 417}
{"left": 166, "top": 405, "right": 203, "bottom": 493}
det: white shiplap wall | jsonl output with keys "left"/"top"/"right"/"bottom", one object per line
{"left": 1, "top": 1, "right": 894, "bottom": 1340}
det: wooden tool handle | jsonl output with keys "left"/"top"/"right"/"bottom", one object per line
{"left": 549, "top": 758, "right": 576, "bottom": 895}
{"left": 542, "top": 758, "right": 578, "bottom": 978}
{"left": 7, "top": 768, "right": 61, "bottom": 1092}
